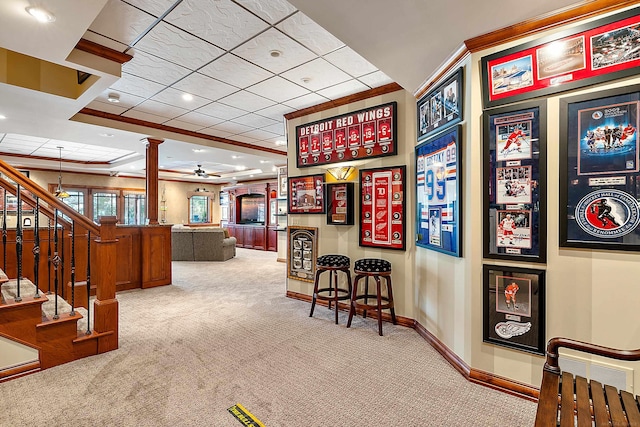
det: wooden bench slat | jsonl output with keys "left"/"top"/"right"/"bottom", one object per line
{"left": 575, "top": 376, "right": 592, "bottom": 427}
{"left": 605, "top": 384, "right": 627, "bottom": 427}
{"left": 621, "top": 390, "right": 640, "bottom": 426}
{"left": 590, "top": 380, "right": 610, "bottom": 427}
{"left": 535, "top": 370, "right": 561, "bottom": 427}
{"left": 560, "top": 372, "right": 576, "bottom": 427}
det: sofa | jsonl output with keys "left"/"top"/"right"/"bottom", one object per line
{"left": 171, "top": 225, "right": 237, "bottom": 261}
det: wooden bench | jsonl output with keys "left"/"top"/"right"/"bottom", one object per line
{"left": 535, "top": 337, "right": 640, "bottom": 426}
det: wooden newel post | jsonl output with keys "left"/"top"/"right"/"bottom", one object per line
{"left": 145, "top": 138, "right": 164, "bottom": 225}
{"left": 94, "top": 216, "right": 119, "bottom": 352}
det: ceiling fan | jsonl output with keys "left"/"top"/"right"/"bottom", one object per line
{"left": 189, "top": 165, "right": 220, "bottom": 179}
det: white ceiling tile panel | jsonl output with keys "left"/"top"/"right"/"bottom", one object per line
{"left": 276, "top": 12, "right": 344, "bottom": 56}
{"left": 212, "top": 122, "right": 253, "bottom": 134}
{"left": 131, "top": 99, "right": 189, "bottom": 119}
{"left": 324, "top": 46, "right": 378, "bottom": 77}
{"left": 234, "top": 0, "right": 296, "bottom": 24}
{"left": 165, "top": 0, "right": 269, "bottom": 50}
{"left": 230, "top": 113, "right": 277, "bottom": 128}
{"left": 238, "top": 129, "right": 279, "bottom": 140}
{"left": 150, "top": 87, "right": 211, "bottom": 110}
{"left": 162, "top": 119, "right": 206, "bottom": 132}
{"left": 232, "top": 28, "right": 317, "bottom": 74}
{"left": 260, "top": 135, "right": 287, "bottom": 144}
{"left": 283, "top": 92, "right": 329, "bottom": 109}
{"left": 88, "top": 0, "right": 157, "bottom": 45}
{"left": 176, "top": 112, "right": 225, "bottom": 128}
{"left": 250, "top": 140, "right": 286, "bottom": 151}
{"left": 5, "top": 134, "right": 49, "bottom": 143}
{"left": 358, "top": 71, "right": 394, "bottom": 88}
{"left": 316, "top": 79, "right": 369, "bottom": 100}
{"left": 123, "top": 50, "right": 192, "bottom": 85}
{"left": 95, "top": 90, "right": 146, "bottom": 109}
{"left": 218, "top": 90, "right": 275, "bottom": 111}
{"left": 33, "top": 147, "right": 68, "bottom": 157}
{"left": 254, "top": 104, "right": 294, "bottom": 121}
{"left": 81, "top": 31, "right": 129, "bottom": 53}
{"left": 134, "top": 21, "right": 224, "bottom": 70}
{"left": 122, "top": 109, "right": 171, "bottom": 124}
{"left": 171, "top": 73, "right": 237, "bottom": 101}
{"left": 0, "top": 144, "right": 36, "bottom": 154}
{"left": 109, "top": 73, "right": 165, "bottom": 98}
{"left": 85, "top": 100, "right": 129, "bottom": 115}
{"left": 199, "top": 54, "right": 272, "bottom": 88}
{"left": 260, "top": 122, "right": 285, "bottom": 135}
{"left": 45, "top": 140, "right": 86, "bottom": 150}
{"left": 195, "top": 103, "right": 247, "bottom": 121}
{"left": 122, "top": 0, "right": 178, "bottom": 17}
{"left": 231, "top": 134, "right": 259, "bottom": 144}
{"left": 281, "top": 58, "right": 351, "bottom": 91}
{"left": 198, "top": 128, "right": 235, "bottom": 138}
{"left": 246, "top": 76, "right": 308, "bottom": 103}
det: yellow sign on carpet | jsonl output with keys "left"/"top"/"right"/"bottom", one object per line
{"left": 227, "top": 403, "right": 265, "bottom": 427}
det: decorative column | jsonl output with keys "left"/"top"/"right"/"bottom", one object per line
{"left": 144, "top": 138, "right": 164, "bottom": 225}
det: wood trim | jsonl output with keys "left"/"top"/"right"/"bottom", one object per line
{"left": 469, "top": 368, "right": 539, "bottom": 402}
{"left": 75, "top": 39, "right": 133, "bottom": 64}
{"left": 79, "top": 108, "right": 286, "bottom": 156}
{"left": 413, "top": 321, "right": 471, "bottom": 377}
{"left": 0, "top": 152, "right": 110, "bottom": 165}
{"left": 284, "top": 83, "right": 403, "bottom": 120}
{"left": 464, "top": 0, "right": 640, "bottom": 53}
{"left": 0, "top": 361, "right": 41, "bottom": 382}
{"left": 414, "top": 48, "right": 469, "bottom": 99}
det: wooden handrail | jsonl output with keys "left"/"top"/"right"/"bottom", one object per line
{"left": 0, "top": 177, "right": 72, "bottom": 229}
{"left": 0, "top": 158, "right": 100, "bottom": 235}
{"left": 544, "top": 337, "right": 640, "bottom": 374}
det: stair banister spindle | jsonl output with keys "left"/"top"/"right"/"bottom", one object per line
{"left": 86, "top": 231, "right": 91, "bottom": 335}
{"left": 15, "top": 184, "right": 22, "bottom": 302}
{"left": 69, "top": 220, "right": 75, "bottom": 315}
{"left": 2, "top": 188, "right": 6, "bottom": 272}
{"left": 33, "top": 197, "right": 40, "bottom": 298}
{"left": 47, "top": 218, "right": 52, "bottom": 294}
{"left": 60, "top": 222, "right": 65, "bottom": 300}
{"left": 52, "top": 210, "right": 60, "bottom": 319}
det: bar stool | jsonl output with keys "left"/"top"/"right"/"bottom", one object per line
{"left": 309, "top": 254, "right": 352, "bottom": 324}
{"left": 347, "top": 258, "right": 396, "bottom": 336}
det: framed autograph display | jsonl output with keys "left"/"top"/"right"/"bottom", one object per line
{"left": 326, "top": 182, "right": 354, "bottom": 226}
{"left": 296, "top": 102, "right": 397, "bottom": 168}
{"left": 481, "top": 7, "right": 640, "bottom": 108}
{"left": 560, "top": 85, "right": 640, "bottom": 250}
{"left": 277, "top": 166, "right": 287, "bottom": 198}
{"left": 417, "top": 67, "right": 463, "bottom": 141}
{"left": 359, "top": 165, "right": 406, "bottom": 251}
{"left": 287, "top": 226, "right": 318, "bottom": 283}
{"left": 483, "top": 100, "right": 546, "bottom": 263}
{"left": 483, "top": 264, "right": 546, "bottom": 355}
{"left": 415, "top": 125, "right": 461, "bottom": 256}
{"left": 287, "top": 174, "right": 325, "bottom": 214}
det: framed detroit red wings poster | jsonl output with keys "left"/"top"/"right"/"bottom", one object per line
{"left": 483, "top": 100, "right": 547, "bottom": 263}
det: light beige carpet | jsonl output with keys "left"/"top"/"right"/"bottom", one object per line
{"left": 0, "top": 248, "right": 537, "bottom": 426}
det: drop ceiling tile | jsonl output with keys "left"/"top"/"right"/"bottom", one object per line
{"left": 324, "top": 46, "right": 378, "bottom": 77}
{"left": 131, "top": 99, "right": 189, "bottom": 119}
{"left": 232, "top": 134, "right": 260, "bottom": 144}
{"left": 238, "top": 129, "right": 279, "bottom": 140}
{"left": 232, "top": 28, "right": 316, "bottom": 74}
{"left": 246, "top": 76, "right": 308, "bottom": 103}
{"left": 231, "top": 113, "right": 277, "bottom": 129}
{"left": 282, "top": 58, "right": 351, "bottom": 91}
{"left": 177, "top": 112, "right": 225, "bottom": 128}
{"left": 198, "top": 128, "right": 235, "bottom": 138}
{"left": 172, "top": 73, "right": 237, "bottom": 101}
{"left": 195, "top": 102, "right": 247, "bottom": 121}
{"left": 199, "top": 54, "right": 272, "bottom": 89}
{"left": 85, "top": 100, "right": 129, "bottom": 115}
{"left": 0, "top": 143, "right": 35, "bottom": 154}
{"left": 44, "top": 140, "right": 86, "bottom": 150}
{"left": 234, "top": 0, "right": 296, "bottom": 24}
{"left": 261, "top": 135, "right": 288, "bottom": 144}
{"left": 260, "top": 122, "right": 285, "bottom": 135}
{"left": 316, "top": 79, "right": 369, "bottom": 100}
{"left": 283, "top": 92, "right": 329, "bottom": 110}
{"left": 134, "top": 21, "right": 224, "bottom": 70}
{"left": 33, "top": 147, "right": 69, "bottom": 157}
{"left": 150, "top": 87, "right": 211, "bottom": 110}
{"left": 218, "top": 90, "right": 274, "bottom": 112}
{"left": 122, "top": 109, "right": 170, "bottom": 124}
{"left": 162, "top": 119, "right": 205, "bottom": 132}
{"left": 211, "top": 122, "right": 253, "bottom": 134}
{"left": 122, "top": 0, "right": 177, "bottom": 17}
{"left": 88, "top": 0, "right": 157, "bottom": 45}
{"left": 165, "top": 0, "right": 269, "bottom": 50}
{"left": 254, "top": 104, "right": 295, "bottom": 121}
{"left": 123, "top": 50, "right": 191, "bottom": 86}
{"left": 5, "top": 134, "right": 49, "bottom": 143}
{"left": 82, "top": 31, "right": 129, "bottom": 53}
{"left": 109, "top": 73, "right": 165, "bottom": 99}
{"left": 95, "top": 90, "right": 146, "bottom": 109}
{"left": 358, "top": 71, "right": 394, "bottom": 88}
{"left": 277, "top": 12, "right": 344, "bottom": 56}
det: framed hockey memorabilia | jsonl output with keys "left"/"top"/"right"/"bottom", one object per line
{"left": 296, "top": 102, "right": 397, "bottom": 168}
{"left": 483, "top": 264, "right": 546, "bottom": 355}
{"left": 481, "top": 7, "right": 640, "bottom": 108}
{"left": 287, "top": 174, "right": 325, "bottom": 214}
{"left": 417, "top": 68, "right": 463, "bottom": 141}
{"left": 359, "top": 165, "right": 406, "bottom": 251}
{"left": 277, "top": 166, "right": 288, "bottom": 198}
{"left": 415, "top": 125, "right": 462, "bottom": 256}
{"left": 287, "top": 226, "right": 318, "bottom": 283}
{"left": 559, "top": 85, "right": 640, "bottom": 250}
{"left": 483, "top": 100, "right": 547, "bottom": 263}
{"left": 326, "top": 182, "right": 354, "bottom": 225}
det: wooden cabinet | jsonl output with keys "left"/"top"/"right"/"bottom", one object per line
{"left": 267, "top": 227, "right": 277, "bottom": 251}
{"left": 226, "top": 180, "right": 278, "bottom": 252}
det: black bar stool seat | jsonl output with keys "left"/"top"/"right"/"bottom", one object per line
{"left": 309, "top": 254, "right": 352, "bottom": 324}
{"left": 347, "top": 258, "right": 396, "bottom": 336}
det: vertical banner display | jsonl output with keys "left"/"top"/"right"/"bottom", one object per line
{"left": 296, "top": 103, "right": 397, "bottom": 167}
{"left": 415, "top": 125, "right": 462, "bottom": 256}
{"left": 359, "top": 166, "right": 406, "bottom": 251}
{"left": 326, "top": 182, "right": 354, "bottom": 226}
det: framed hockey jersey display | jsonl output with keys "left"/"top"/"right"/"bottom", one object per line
{"left": 559, "top": 85, "right": 640, "bottom": 251}
{"left": 483, "top": 100, "right": 547, "bottom": 263}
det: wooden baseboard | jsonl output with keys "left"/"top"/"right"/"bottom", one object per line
{"left": 277, "top": 258, "right": 286, "bottom": 263}
{"left": 0, "top": 361, "right": 41, "bottom": 382}
{"left": 286, "top": 290, "right": 540, "bottom": 401}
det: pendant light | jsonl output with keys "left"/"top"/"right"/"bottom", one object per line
{"left": 54, "top": 146, "right": 70, "bottom": 199}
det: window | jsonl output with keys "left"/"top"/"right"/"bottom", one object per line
{"left": 189, "top": 195, "right": 210, "bottom": 223}
{"left": 123, "top": 193, "right": 146, "bottom": 225}
{"left": 61, "top": 190, "right": 85, "bottom": 215}
{"left": 93, "top": 192, "right": 118, "bottom": 222}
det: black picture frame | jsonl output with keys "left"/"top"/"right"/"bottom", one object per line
{"left": 287, "top": 174, "right": 325, "bottom": 214}
{"left": 417, "top": 67, "right": 463, "bottom": 141}
{"left": 326, "top": 182, "right": 354, "bottom": 225}
{"left": 415, "top": 125, "right": 462, "bottom": 257}
{"left": 481, "top": 7, "right": 640, "bottom": 109}
{"left": 483, "top": 100, "right": 547, "bottom": 263}
{"left": 559, "top": 84, "right": 640, "bottom": 250}
{"left": 483, "top": 264, "right": 546, "bottom": 355}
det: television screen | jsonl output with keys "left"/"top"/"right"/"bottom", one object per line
{"left": 238, "top": 194, "right": 265, "bottom": 224}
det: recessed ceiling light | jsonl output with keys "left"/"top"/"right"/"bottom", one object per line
{"left": 182, "top": 93, "right": 194, "bottom": 101}
{"left": 192, "top": 148, "right": 205, "bottom": 153}
{"left": 249, "top": 175, "right": 254, "bottom": 178}
{"left": 269, "top": 50, "right": 282, "bottom": 58}
{"left": 107, "top": 93, "right": 120, "bottom": 103}
{"left": 232, "top": 176, "right": 237, "bottom": 180}
{"left": 275, "top": 140, "right": 286, "bottom": 146}
{"left": 99, "top": 133, "right": 114, "bottom": 137}
{"left": 0, "top": 114, "right": 6, "bottom": 120}
{"left": 231, "top": 155, "right": 241, "bottom": 159}
{"left": 259, "top": 160, "right": 272, "bottom": 164}
{"left": 235, "top": 165, "right": 247, "bottom": 171}
{"left": 25, "top": 6, "right": 56, "bottom": 23}
{"left": 301, "top": 77, "right": 311, "bottom": 84}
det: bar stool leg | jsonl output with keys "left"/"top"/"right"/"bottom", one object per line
{"left": 333, "top": 270, "right": 339, "bottom": 325}
{"left": 386, "top": 276, "right": 397, "bottom": 325}
{"left": 309, "top": 269, "right": 322, "bottom": 317}
{"left": 327, "top": 270, "right": 334, "bottom": 311}
{"left": 346, "top": 275, "right": 361, "bottom": 328}
{"left": 375, "top": 275, "right": 383, "bottom": 336}
{"left": 363, "top": 276, "right": 369, "bottom": 319}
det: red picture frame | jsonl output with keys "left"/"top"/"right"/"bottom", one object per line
{"left": 359, "top": 165, "right": 406, "bottom": 251}
{"left": 287, "top": 174, "right": 325, "bottom": 214}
